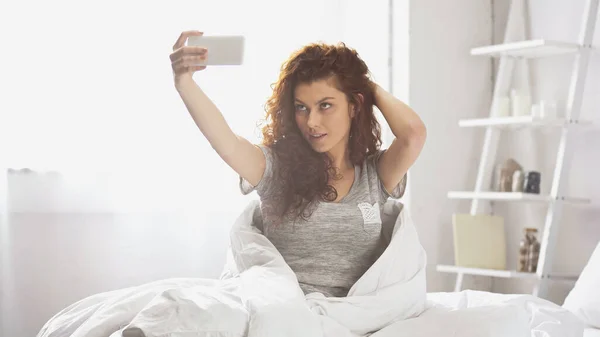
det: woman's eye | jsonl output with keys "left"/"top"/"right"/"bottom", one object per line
{"left": 320, "top": 102, "right": 332, "bottom": 109}
{"left": 295, "top": 104, "right": 307, "bottom": 112}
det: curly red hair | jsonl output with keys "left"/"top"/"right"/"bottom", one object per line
{"left": 260, "top": 42, "right": 382, "bottom": 221}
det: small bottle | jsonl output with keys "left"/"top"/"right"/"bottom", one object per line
{"left": 494, "top": 96, "right": 511, "bottom": 117}
{"left": 518, "top": 228, "right": 540, "bottom": 273}
{"left": 518, "top": 231, "right": 529, "bottom": 272}
{"left": 510, "top": 89, "right": 532, "bottom": 117}
{"left": 527, "top": 229, "right": 541, "bottom": 273}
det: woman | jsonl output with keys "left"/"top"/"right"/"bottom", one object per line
{"left": 170, "top": 31, "right": 426, "bottom": 298}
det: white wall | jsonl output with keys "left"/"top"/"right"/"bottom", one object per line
{"left": 0, "top": 170, "right": 8, "bottom": 336}
{"left": 403, "top": 0, "right": 494, "bottom": 292}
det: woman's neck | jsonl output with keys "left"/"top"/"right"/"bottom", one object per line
{"left": 327, "top": 148, "right": 353, "bottom": 172}
{"left": 325, "top": 134, "right": 353, "bottom": 173}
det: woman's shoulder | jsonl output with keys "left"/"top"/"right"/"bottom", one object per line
{"left": 362, "top": 149, "right": 407, "bottom": 200}
{"left": 239, "top": 144, "right": 277, "bottom": 196}
{"left": 363, "top": 149, "right": 386, "bottom": 173}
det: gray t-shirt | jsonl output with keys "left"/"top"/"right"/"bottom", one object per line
{"left": 240, "top": 146, "right": 407, "bottom": 297}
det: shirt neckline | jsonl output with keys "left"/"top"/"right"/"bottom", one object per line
{"left": 331, "top": 165, "right": 359, "bottom": 204}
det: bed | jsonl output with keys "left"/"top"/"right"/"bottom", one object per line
{"left": 36, "top": 202, "right": 599, "bottom": 337}
{"left": 585, "top": 329, "right": 600, "bottom": 337}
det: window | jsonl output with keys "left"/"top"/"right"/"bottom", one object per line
{"left": 1, "top": 0, "right": 392, "bottom": 213}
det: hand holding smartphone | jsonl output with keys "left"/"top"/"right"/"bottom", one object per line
{"left": 186, "top": 35, "right": 245, "bottom": 66}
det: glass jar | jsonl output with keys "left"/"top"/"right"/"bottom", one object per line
{"left": 527, "top": 230, "right": 541, "bottom": 273}
{"left": 517, "top": 228, "right": 541, "bottom": 273}
{"left": 518, "top": 234, "right": 529, "bottom": 272}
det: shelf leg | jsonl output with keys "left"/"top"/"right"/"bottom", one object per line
{"left": 454, "top": 272, "right": 464, "bottom": 292}
{"left": 535, "top": 0, "right": 598, "bottom": 299}
{"left": 532, "top": 278, "right": 548, "bottom": 298}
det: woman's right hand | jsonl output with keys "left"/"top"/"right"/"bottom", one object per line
{"left": 169, "top": 30, "right": 267, "bottom": 188}
{"left": 169, "top": 30, "right": 207, "bottom": 86}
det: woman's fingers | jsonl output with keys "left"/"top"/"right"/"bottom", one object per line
{"left": 169, "top": 46, "right": 207, "bottom": 62}
{"left": 171, "top": 53, "right": 208, "bottom": 68}
{"left": 170, "top": 31, "right": 208, "bottom": 78}
{"left": 172, "top": 30, "right": 203, "bottom": 51}
{"left": 172, "top": 52, "right": 208, "bottom": 75}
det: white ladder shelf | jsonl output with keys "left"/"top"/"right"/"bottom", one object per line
{"left": 437, "top": 0, "right": 599, "bottom": 298}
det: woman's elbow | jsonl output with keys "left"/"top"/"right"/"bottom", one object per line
{"left": 414, "top": 121, "right": 427, "bottom": 144}
{"left": 400, "top": 121, "right": 427, "bottom": 150}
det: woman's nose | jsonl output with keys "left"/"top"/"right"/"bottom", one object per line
{"left": 307, "top": 111, "right": 321, "bottom": 128}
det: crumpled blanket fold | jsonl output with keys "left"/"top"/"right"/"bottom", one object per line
{"left": 37, "top": 200, "right": 582, "bottom": 337}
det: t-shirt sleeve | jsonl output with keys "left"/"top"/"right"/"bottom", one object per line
{"left": 369, "top": 150, "right": 408, "bottom": 201}
{"left": 239, "top": 145, "right": 275, "bottom": 197}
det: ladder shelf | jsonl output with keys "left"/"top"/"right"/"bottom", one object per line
{"left": 440, "top": 0, "right": 599, "bottom": 299}
{"left": 447, "top": 191, "right": 590, "bottom": 204}
{"left": 458, "top": 116, "right": 592, "bottom": 129}
{"left": 470, "top": 39, "right": 582, "bottom": 58}
{"left": 437, "top": 265, "right": 579, "bottom": 282}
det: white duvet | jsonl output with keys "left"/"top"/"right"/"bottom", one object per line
{"left": 37, "top": 200, "right": 583, "bottom": 337}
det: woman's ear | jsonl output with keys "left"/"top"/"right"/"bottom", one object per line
{"left": 350, "top": 93, "right": 365, "bottom": 118}
{"left": 357, "top": 93, "right": 365, "bottom": 105}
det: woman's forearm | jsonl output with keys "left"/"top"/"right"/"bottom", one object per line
{"left": 372, "top": 84, "right": 426, "bottom": 144}
{"left": 175, "top": 75, "right": 240, "bottom": 156}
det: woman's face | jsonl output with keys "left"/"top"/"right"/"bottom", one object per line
{"left": 293, "top": 77, "right": 355, "bottom": 155}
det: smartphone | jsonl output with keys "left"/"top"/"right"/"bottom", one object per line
{"left": 186, "top": 35, "right": 245, "bottom": 66}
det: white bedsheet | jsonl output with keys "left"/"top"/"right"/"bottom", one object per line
{"left": 585, "top": 328, "right": 600, "bottom": 337}
{"left": 416, "top": 291, "right": 584, "bottom": 337}
{"left": 37, "top": 200, "right": 583, "bottom": 337}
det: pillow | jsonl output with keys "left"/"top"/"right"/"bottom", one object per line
{"left": 563, "top": 240, "right": 600, "bottom": 328}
